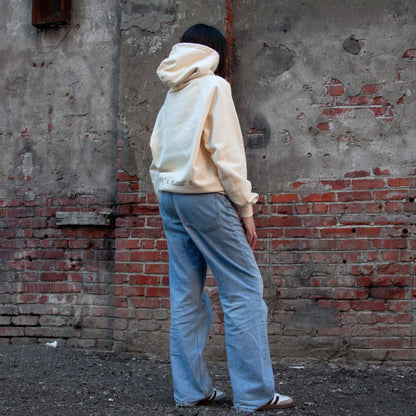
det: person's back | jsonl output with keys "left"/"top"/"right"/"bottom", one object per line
{"left": 149, "top": 23, "right": 294, "bottom": 412}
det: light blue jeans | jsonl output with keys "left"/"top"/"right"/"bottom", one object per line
{"left": 159, "top": 192, "right": 275, "bottom": 412}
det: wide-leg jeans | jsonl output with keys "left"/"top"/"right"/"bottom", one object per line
{"left": 159, "top": 192, "right": 275, "bottom": 411}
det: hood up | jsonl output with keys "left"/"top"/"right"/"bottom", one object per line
{"left": 157, "top": 43, "right": 219, "bottom": 90}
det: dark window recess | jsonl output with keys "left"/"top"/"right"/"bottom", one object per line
{"left": 32, "top": 0, "right": 71, "bottom": 28}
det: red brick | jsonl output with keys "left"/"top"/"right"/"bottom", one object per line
{"left": 385, "top": 202, "right": 402, "bottom": 212}
{"left": 337, "top": 239, "right": 371, "bottom": 250}
{"left": 344, "top": 170, "right": 371, "bottom": 178}
{"left": 329, "top": 204, "right": 346, "bottom": 214}
{"left": 339, "top": 215, "right": 372, "bottom": 225}
{"left": 373, "top": 190, "right": 408, "bottom": 200}
{"left": 388, "top": 177, "right": 411, "bottom": 187}
{"left": 334, "top": 288, "right": 368, "bottom": 299}
{"left": 270, "top": 193, "right": 299, "bottom": 203}
{"left": 118, "top": 193, "right": 139, "bottom": 204}
{"left": 40, "top": 272, "right": 66, "bottom": 282}
{"left": 292, "top": 180, "right": 312, "bottom": 190}
{"left": 303, "top": 216, "right": 335, "bottom": 227}
{"left": 321, "top": 227, "right": 353, "bottom": 237}
{"left": 354, "top": 227, "right": 382, "bottom": 237}
{"left": 130, "top": 251, "right": 161, "bottom": 262}
{"left": 372, "top": 239, "right": 407, "bottom": 249}
{"left": 302, "top": 193, "right": 335, "bottom": 203}
{"left": 23, "top": 283, "right": 53, "bottom": 293}
{"left": 269, "top": 216, "right": 302, "bottom": 227}
{"left": 321, "top": 180, "right": 347, "bottom": 190}
{"left": 145, "top": 263, "right": 169, "bottom": 274}
{"left": 345, "top": 95, "right": 369, "bottom": 105}
{"left": 393, "top": 276, "right": 412, "bottom": 287}
{"left": 351, "top": 300, "right": 386, "bottom": 311}
{"left": 7, "top": 207, "right": 35, "bottom": 218}
{"left": 402, "top": 49, "right": 416, "bottom": 58}
{"left": 130, "top": 275, "right": 160, "bottom": 285}
{"left": 318, "top": 300, "right": 351, "bottom": 311}
{"left": 312, "top": 203, "right": 328, "bottom": 213}
{"left": 0, "top": 327, "right": 25, "bottom": 336}
{"left": 370, "top": 288, "right": 406, "bottom": 299}
{"left": 395, "top": 314, "right": 412, "bottom": 324}
{"left": 357, "top": 276, "right": 392, "bottom": 287}
{"left": 317, "top": 122, "right": 330, "bottom": 131}
{"left": 371, "top": 339, "right": 406, "bottom": 349}
{"left": 114, "top": 286, "right": 145, "bottom": 297}
{"left": 114, "top": 251, "right": 129, "bottom": 262}
{"left": 350, "top": 264, "right": 374, "bottom": 276}
{"left": 132, "top": 227, "right": 164, "bottom": 238}
{"left": 351, "top": 179, "right": 386, "bottom": 189}
{"left": 277, "top": 205, "right": 293, "bottom": 215}
{"left": 377, "top": 263, "right": 411, "bottom": 275}
{"left": 322, "top": 107, "right": 352, "bottom": 117}
{"left": 114, "top": 297, "right": 128, "bottom": 308}
{"left": 362, "top": 84, "right": 382, "bottom": 94}
{"left": 329, "top": 85, "right": 344, "bottom": 96}
{"left": 295, "top": 204, "right": 310, "bottom": 214}
{"left": 382, "top": 250, "right": 399, "bottom": 261}
{"left": 373, "top": 167, "right": 391, "bottom": 176}
{"left": 145, "top": 287, "right": 170, "bottom": 297}
{"left": 114, "top": 262, "right": 141, "bottom": 273}
{"left": 116, "top": 239, "right": 139, "bottom": 250}
{"left": 256, "top": 228, "right": 284, "bottom": 238}
{"left": 284, "top": 228, "right": 318, "bottom": 238}
{"left": 338, "top": 191, "right": 372, "bottom": 202}
{"left": 374, "top": 215, "right": 408, "bottom": 225}
{"left": 116, "top": 171, "right": 138, "bottom": 182}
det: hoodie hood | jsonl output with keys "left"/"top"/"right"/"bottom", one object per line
{"left": 157, "top": 43, "right": 219, "bottom": 90}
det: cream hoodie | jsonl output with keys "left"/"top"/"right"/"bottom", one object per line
{"left": 150, "top": 43, "right": 258, "bottom": 217}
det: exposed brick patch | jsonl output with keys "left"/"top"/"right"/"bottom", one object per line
{"left": 402, "top": 49, "right": 416, "bottom": 59}
{"left": 317, "top": 79, "right": 395, "bottom": 129}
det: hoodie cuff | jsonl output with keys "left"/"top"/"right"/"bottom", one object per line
{"left": 240, "top": 204, "right": 253, "bottom": 218}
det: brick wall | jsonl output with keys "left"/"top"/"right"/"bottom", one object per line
{"left": 0, "top": 195, "right": 115, "bottom": 349}
{"left": 1, "top": 146, "right": 415, "bottom": 363}
{"left": 110, "top": 161, "right": 416, "bottom": 364}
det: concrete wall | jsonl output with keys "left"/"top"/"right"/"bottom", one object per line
{"left": 1, "top": 0, "right": 415, "bottom": 365}
{"left": 0, "top": 0, "right": 120, "bottom": 202}
{"left": 233, "top": 0, "right": 416, "bottom": 189}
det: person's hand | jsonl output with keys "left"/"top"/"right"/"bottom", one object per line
{"left": 241, "top": 216, "right": 257, "bottom": 250}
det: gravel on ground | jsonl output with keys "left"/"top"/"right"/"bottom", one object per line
{"left": 0, "top": 345, "right": 415, "bottom": 416}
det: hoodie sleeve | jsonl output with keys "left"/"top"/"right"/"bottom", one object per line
{"left": 149, "top": 122, "right": 160, "bottom": 199}
{"left": 203, "top": 77, "right": 258, "bottom": 217}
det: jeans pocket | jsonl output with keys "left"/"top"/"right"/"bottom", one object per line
{"left": 180, "top": 193, "right": 221, "bottom": 232}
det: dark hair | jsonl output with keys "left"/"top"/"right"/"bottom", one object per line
{"left": 181, "top": 24, "right": 228, "bottom": 78}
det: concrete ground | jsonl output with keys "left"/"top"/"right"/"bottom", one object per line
{"left": 0, "top": 344, "right": 415, "bottom": 415}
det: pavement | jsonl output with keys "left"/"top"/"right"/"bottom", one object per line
{"left": 0, "top": 344, "right": 415, "bottom": 415}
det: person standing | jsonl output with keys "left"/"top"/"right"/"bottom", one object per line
{"left": 149, "top": 23, "right": 294, "bottom": 412}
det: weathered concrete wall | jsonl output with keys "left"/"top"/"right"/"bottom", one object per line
{"left": 0, "top": 0, "right": 120, "bottom": 202}
{"left": 233, "top": 0, "right": 416, "bottom": 190}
